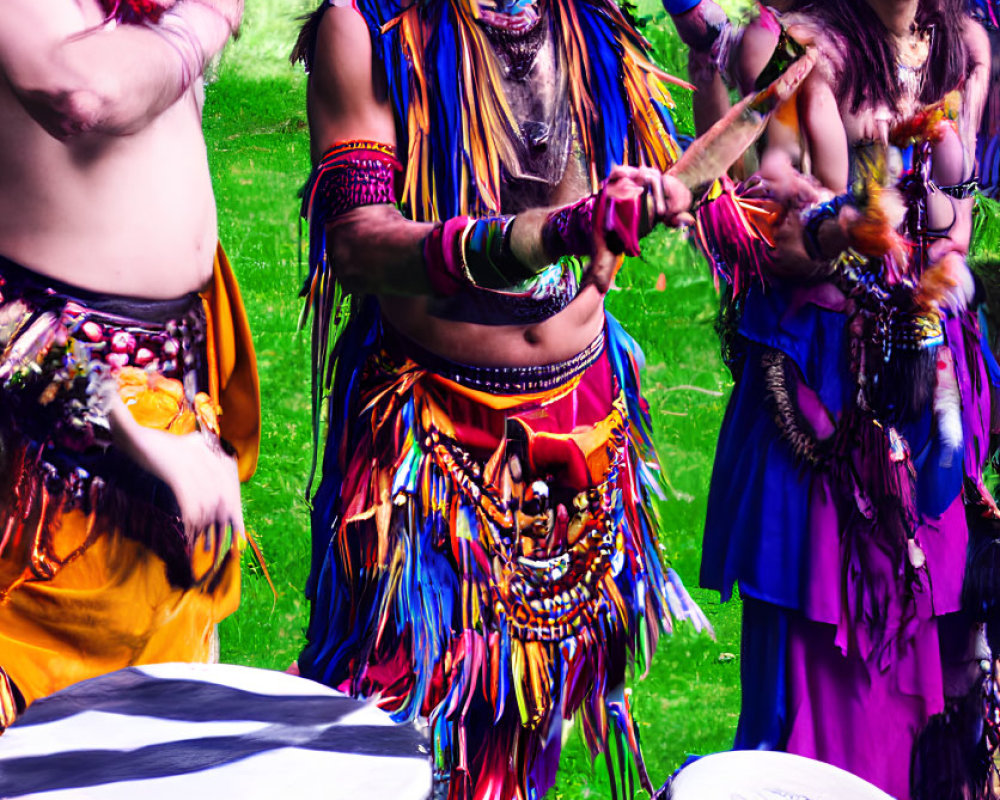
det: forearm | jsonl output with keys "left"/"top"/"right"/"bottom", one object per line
{"left": 667, "top": 0, "right": 735, "bottom": 136}
{"left": 330, "top": 206, "right": 554, "bottom": 297}
{"left": 325, "top": 205, "right": 435, "bottom": 296}
{"left": 692, "top": 71, "right": 732, "bottom": 137}
{"left": 313, "top": 142, "right": 689, "bottom": 298}
{"left": 18, "top": 2, "right": 230, "bottom": 138}
{"left": 109, "top": 394, "right": 157, "bottom": 472}
{"left": 927, "top": 196, "right": 973, "bottom": 260}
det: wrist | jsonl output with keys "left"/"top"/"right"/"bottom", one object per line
{"left": 541, "top": 179, "right": 646, "bottom": 263}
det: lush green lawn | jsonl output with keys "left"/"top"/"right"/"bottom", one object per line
{"left": 207, "top": 3, "right": 743, "bottom": 796}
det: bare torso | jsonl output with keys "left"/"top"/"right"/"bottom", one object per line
{"left": 0, "top": 1, "right": 218, "bottom": 299}
{"left": 748, "top": 5, "right": 979, "bottom": 278}
{"left": 379, "top": 287, "right": 607, "bottom": 367}
{"left": 307, "top": 5, "right": 608, "bottom": 369}
{"left": 377, "top": 155, "right": 607, "bottom": 368}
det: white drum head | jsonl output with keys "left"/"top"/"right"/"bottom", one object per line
{"left": 666, "top": 750, "right": 895, "bottom": 800}
{"left": 0, "top": 663, "right": 431, "bottom": 799}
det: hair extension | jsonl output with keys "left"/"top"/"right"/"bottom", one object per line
{"left": 290, "top": 3, "right": 330, "bottom": 70}
{"left": 798, "top": 0, "right": 969, "bottom": 114}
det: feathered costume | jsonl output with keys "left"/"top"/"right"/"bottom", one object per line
{"left": 0, "top": 249, "right": 260, "bottom": 734}
{"left": 695, "top": 72, "right": 996, "bottom": 800}
{"left": 969, "top": 0, "right": 1000, "bottom": 388}
{"left": 293, "top": 2, "right": 709, "bottom": 797}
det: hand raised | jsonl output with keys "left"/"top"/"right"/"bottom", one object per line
{"left": 606, "top": 165, "right": 694, "bottom": 232}
{"left": 741, "top": 150, "right": 823, "bottom": 208}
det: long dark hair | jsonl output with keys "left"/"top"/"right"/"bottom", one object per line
{"left": 290, "top": 4, "right": 329, "bottom": 70}
{"left": 800, "top": 0, "right": 970, "bottom": 113}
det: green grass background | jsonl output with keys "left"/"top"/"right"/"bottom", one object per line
{"left": 207, "top": 2, "right": 747, "bottom": 795}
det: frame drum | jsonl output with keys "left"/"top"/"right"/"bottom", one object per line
{"left": 0, "top": 662, "right": 431, "bottom": 799}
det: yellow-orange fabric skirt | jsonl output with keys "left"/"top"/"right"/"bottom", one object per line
{"left": 0, "top": 512, "right": 240, "bottom": 710}
{"left": 0, "top": 245, "right": 258, "bottom": 730}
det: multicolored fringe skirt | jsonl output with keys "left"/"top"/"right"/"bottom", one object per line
{"left": 0, "top": 255, "right": 242, "bottom": 731}
{"left": 299, "top": 303, "right": 708, "bottom": 799}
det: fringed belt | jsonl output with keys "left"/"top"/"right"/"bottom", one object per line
{"left": 0, "top": 255, "right": 207, "bottom": 392}
{"left": 385, "top": 323, "right": 606, "bottom": 395}
{"left": 0, "top": 255, "right": 221, "bottom": 590}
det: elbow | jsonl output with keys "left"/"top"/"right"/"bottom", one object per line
{"left": 325, "top": 206, "right": 427, "bottom": 296}
{"left": 49, "top": 88, "right": 106, "bottom": 138}
{"left": 326, "top": 230, "right": 378, "bottom": 295}
{"left": 22, "top": 73, "right": 125, "bottom": 140}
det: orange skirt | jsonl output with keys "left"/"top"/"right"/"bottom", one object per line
{"left": 0, "top": 246, "right": 258, "bottom": 730}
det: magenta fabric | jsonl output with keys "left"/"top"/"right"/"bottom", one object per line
{"left": 702, "top": 279, "right": 990, "bottom": 794}
{"left": 786, "top": 614, "right": 943, "bottom": 800}
{"left": 805, "top": 483, "right": 967, "bottom": 656}
{"left": 423, "top": 216, "right": 470, "bottom": 296}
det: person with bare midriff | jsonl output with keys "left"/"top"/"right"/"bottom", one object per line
{"left": 288, "top": 0, "right": 814, "bottom": 795}
{"left": 0, "top": 0, "right": 259, "bottom": 734}
{"left": 694, "top": 1, "right": 996, "bottom": 797}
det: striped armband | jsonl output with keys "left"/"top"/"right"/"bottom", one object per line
{"left": 303, "top": 140, "right": 401, "bottom": 223}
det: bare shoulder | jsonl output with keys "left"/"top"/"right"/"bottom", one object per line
{"left": 311, "top": 8, "right": 382, "bottom": 111}
{"left": 313, "top": 4, "right": 374, "bottom": 67}
{"left": 963, "top": 14, "right": 990, "bottom": 58}
{"left": 963, "top": 15, "right": 991, "bottom": 90}
{"left": 735, "top": 8, "right": 842, "bottom": 106}
{"left": 735, "top": 13, "right": 781, "bottom": 93}
{"left": 308, "top": 4, "right": 395, "bottom": 149}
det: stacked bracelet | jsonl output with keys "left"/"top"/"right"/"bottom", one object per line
{"left": 424, "top": 215, "right": 534, "bottom": 295}
{"left": 462, "top": 216, "right": 535, "bottom": 289}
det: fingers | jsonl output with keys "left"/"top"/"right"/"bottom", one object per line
{"left": 168, "top": 434, "right": 243, "bottom": 557}
{"left": 741, "top": 166, "right": 823, "bottom": 209}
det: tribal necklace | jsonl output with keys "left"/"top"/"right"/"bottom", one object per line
{"left": 893, "top": 23, "right": 931, "bottom": 106}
